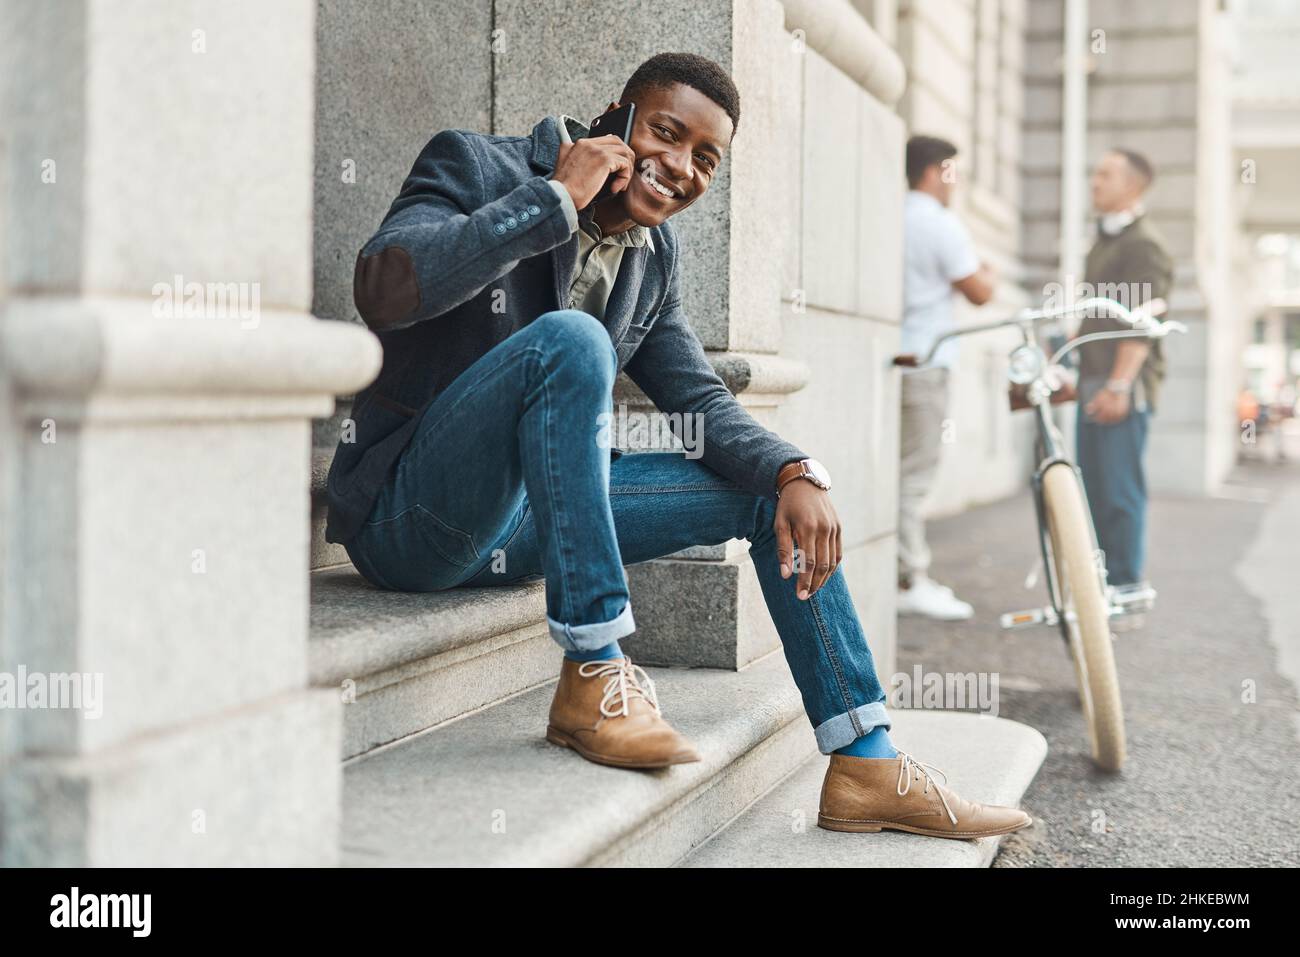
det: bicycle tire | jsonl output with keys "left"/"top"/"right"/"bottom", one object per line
{"left": 1042, "top": 462, "right": 1126, "bottom": 771}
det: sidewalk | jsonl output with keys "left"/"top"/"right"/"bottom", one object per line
{"left": 900, "top": 440, "right": 1300, "bottom": 867}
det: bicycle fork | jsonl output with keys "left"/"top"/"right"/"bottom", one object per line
{"left": 998, "top": 403, "right": 1151, "bottom": 634}
{"left": 999, "top": 458, "right": 1098, "bottom": 638}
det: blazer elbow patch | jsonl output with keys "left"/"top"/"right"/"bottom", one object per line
{"left": 354, "top": 244, "right": 421, "bottom": 329}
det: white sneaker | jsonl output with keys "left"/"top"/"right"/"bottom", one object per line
{"left": 908, "top": 573, "right": 966, "bottom": 602}
{"left": 897, "top": 576, "right": 974, "bottom": 620}
{"left": 919, "top": 574, "right": 957, "bottom": 598}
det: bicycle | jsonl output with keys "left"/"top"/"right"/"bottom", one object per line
{"left": 893, "top": 297, "right": 1186, "bottom": 771}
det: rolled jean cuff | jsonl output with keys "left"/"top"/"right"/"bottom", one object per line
{"left": 813, "top": 700, "right": 893, "bottom": 754}
{"left": 547, "top": 600, "right": 637, "bottom": 652}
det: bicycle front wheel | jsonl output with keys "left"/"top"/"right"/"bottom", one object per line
{"left": 1042, "top": 462, "right": 1126, "bottom": 771}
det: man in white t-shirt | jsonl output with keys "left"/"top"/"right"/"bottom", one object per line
{"left": 897, "top": 136, "right": 995, "bottom": 620}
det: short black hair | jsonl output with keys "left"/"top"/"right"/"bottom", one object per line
{"left": 906, "top": 135, "right": 958, "bottom": 188}
{"left": 620, "top": 52, "right": 741, "bottom": 141}
{"left": 1111, "top": 148, "right": 1155, "bottom": 189}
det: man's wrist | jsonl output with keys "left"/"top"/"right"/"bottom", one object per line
{"left": 1104, "top": 378, "right": 1133, "bottom": 395}
{"left": 546, "top": 177, "right": 579, "bottom": 233}
{"left": 776, "top": 458, "right": 832, "bottom": 497}
{"left": 776, "top": 460, "right": 801, "bottom": 497}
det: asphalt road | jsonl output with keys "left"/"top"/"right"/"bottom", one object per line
{"left": 895, "top": 433, "right": 1300, "bottom": 867}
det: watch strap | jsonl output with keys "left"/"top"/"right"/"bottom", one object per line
{"left": 776, "top": 460, "right": 808, "bottom": 496}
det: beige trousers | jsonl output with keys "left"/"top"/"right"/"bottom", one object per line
{"left": 897, "top": 367, "right": 950, "bottom": 586}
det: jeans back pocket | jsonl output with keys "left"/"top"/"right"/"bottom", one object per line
{"left": 359, "top": 503, "right": 480, "bottom": 591}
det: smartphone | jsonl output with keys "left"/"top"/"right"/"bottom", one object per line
{"left": 585, "top": 102, "right": 636, "bottom": 202}
{"left": 589, "top": 101, "right": 636, "bottom": 141}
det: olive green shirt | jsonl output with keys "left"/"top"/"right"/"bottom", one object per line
{"left": 551, "top": 114, "right": 655, "bottom": 319}
{"left": 1077, "top": 214, "right": 1174, "bottom": 414}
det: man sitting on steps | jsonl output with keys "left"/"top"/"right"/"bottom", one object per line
{"left": 325, "top": 51, "right": 1031, "bottom": 841}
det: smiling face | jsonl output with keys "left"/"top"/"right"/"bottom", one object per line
{"left": 601, "top": 82, "right": 733, "bottom": 227}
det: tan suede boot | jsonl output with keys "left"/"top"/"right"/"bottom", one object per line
{"left": 818, "top": 750, "right": 1033, "bottom": 839}
{"left": 546, "top": 655, "right": 702, "bottom": 769}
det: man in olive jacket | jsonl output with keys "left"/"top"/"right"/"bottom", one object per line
{"left": 1075, "top": 149, "right": 1174, "bottom": 593}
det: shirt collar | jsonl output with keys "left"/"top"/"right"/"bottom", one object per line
{"left": 907, "top": 189, "right": 945, "bottom": 210}
{"left": 555, "top": 114, "right": 655, "bottom": 254}
{"left": 1099, "top": 203, "right": 1144, "bottom": 237}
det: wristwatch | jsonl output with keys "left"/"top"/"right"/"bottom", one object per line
{"left": 776, "top": 458, "right": 832, "bottom": 497}
{"left": 1104, "top": 378, "right": 1134, "bottom": 395}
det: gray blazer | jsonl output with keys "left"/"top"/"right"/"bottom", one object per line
{"left": 325, "top": 114, "right": 807, "bottom": 544}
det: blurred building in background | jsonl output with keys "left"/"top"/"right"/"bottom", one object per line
{"left": 877, "top": 0, "right": 1039, "bottom": 514}
{"left": 875, "top": 0, "right": 1285, "bottom": 510}
{"left": 1231, "top": 0, "right": 1300, "bottom": 444}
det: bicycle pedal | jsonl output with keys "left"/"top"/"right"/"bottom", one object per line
{"left": 1108, "top": 583, "right": 1156, "bottom": 617}
{"left": 1000, "top": 606, "right": 1059, "bottom": 629}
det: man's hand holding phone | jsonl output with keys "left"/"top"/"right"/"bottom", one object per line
{"left": 550, "top": 135, "right": 636, "bottom": 211}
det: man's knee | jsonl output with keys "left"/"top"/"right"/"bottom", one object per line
{"left": 530, "top": 309, "right": 617, "bottom": 373}
{"left": 748, "top": 492, "right": 779, "bottom": 545}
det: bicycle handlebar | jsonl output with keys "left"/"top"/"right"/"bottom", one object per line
{"left": 1023, "top": 296, "right": 1167, "bottom": 328}
{"left": 893, "top": 297, "right": 1174, "bottom": 369}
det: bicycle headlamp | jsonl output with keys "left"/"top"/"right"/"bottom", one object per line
{"left": 1007, "top": 345, "right": 1043, "bottom": 385}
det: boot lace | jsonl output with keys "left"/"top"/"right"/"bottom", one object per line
{"left": 577, "top": 657, "right": 661, "bottom": 718}
{"left": 896, "top": 750, "right": 958, "bottom": 825}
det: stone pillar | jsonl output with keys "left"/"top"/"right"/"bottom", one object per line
{"left": 313, "top": 0, "right": 494, "bottom": 326}
{"left": 0, "top": 0, "right": 380, "bottom": 865}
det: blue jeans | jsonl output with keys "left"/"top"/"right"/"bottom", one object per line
{"left": 344, "top": 309, "right": 889, "bottom": 753}
{"left": 1075, "top": 395, "right": 1150, "bottom": 587}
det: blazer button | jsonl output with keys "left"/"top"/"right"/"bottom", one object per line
{"left": 518, "top": 210, "right": 530, "bottom": 221}
{"left": 493, "top": 223, "right": 507, "bottom": 235}
{"left": 528, "top": 204, "right": 541, "bottom": 216}
{"left": 505, "top": 216, "right": 518, "bottom": 229}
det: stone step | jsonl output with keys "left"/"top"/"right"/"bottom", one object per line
{"left": 309, "top": 565, "right": 553, "bottom": 759}
{"left": 341, "top": 651, "right": 818, "bottom": 866}
{"left": 2, "top": 687, "right": 340, "bottom": 866}
{"left": 678, "top": 710, "right": 1049, "bottom": 867}
{"left": 310, "top": 447, "right": 347, "bottom": 570}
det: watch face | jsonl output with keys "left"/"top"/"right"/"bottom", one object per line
{"left": 804, "top": 458, "right": 831, "bottom": 488}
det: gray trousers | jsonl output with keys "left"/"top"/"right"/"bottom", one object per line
{"left": 897, "top": 367, "right": 950, "bottom": 586}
